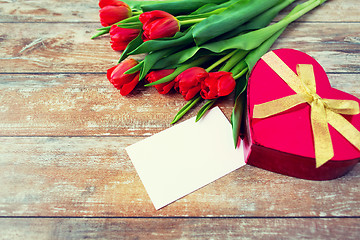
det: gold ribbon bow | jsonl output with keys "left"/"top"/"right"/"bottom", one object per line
{"left": 253, "top": 51, "right": 360, "bottom": 168}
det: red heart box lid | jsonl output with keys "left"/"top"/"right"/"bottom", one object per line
{"left": 247, "top": 48, "right": 360, "bottom": 162}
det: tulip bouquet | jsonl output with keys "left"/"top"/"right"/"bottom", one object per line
{"left": 92, "top": 0, "right": 328, "bottom": 146}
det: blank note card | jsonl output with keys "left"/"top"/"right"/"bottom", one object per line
{"left": 126, "top": 107, "right": 245, "bottom": 210}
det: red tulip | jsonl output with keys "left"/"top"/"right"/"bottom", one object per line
{"left": 139, "top": 10, "right": 180, "bottom": 41}
{"left": 174, "top": 67, "right": 209, "bottom": 101}
{"left": 145, "top": 69, "right": 176, "bottom": 94}
{"left": 107, "top": 59, "right": 140, "bottom": 96}
{"left": 110, "top": 25, "right": 140, "bottom": 51}
{"left": 99, "top": 0, "right": 132, "bottom": 27}
{"left": 99, "top": 0, "right": 125, "bottom": 8}
{"left": 200, "top": 71, "right": 236, "bottom": 99}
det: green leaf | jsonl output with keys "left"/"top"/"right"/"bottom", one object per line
{"left": 231, "top": 88, "right": 246, "bottom": 148}
{"left": 141, "top": 0, "right": 228, "bottom": 15}
{"left": 124, "top": 0, "right": 179, "bottom": 11}
{"left": 91, "top": 29, "right": 110, "bottom": 39}
{"left": 124, "top": 61, "right": 144, "bottom": 74}
{"left": 172, "top": 96, "right": 202, "bottom": 124}
{"left": 216, "top": 0, "right": 296, "bottom": 41}
{"left": 201, "top": 24, "right": 279, "bottom": 53}
{"left": 202, "top": 0, "right": 327, "bottom": 53}
{"left": 190, "top": 0, "right": 238, "bottom": 14}
{"left": 117, "top": 15, "right": 141, "bottom": 24}
{"left": 118, "top": 30, "right": 143, "bottom": 63}
{"left": 115, "top": 22, "right": 142, "bottom": 29}
{"left": 189, "top": 3, "right": 217, "bottom": 15}
{"left": 192, "top": 0, "right": 281, "bottom": 45}
{"left": 230, "top": 27, "right": 286, "bottom": 147}
{"left": 138, "top": 47, "right": 180, "bottom": 80}
{"left": 152, "top": 46, "right": 200, "bottom": 70}
{"left": 244, "top": 27, "right": 286, "bottom": 72}
{"left": 186, "top": 0, "right": 292, "bottom": 43}
{"left": 177, "top": 7, "right": 225, "bottom": 21}
{"left": 91, "top": 15, "right": 141, "bottom": 39}
{"left": 196, "top": 99, "right": 216, "bottom": 122}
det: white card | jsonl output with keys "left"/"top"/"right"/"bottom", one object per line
{"left": 126, "top": 107, "right": 245, "bottom": 210}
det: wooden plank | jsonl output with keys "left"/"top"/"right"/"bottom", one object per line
{"left": 1, "top": 0, "right": 359, "bottom": 23}
{"left": 0, "top": 0, "right": 359, "bottom": 238}
{"left": 0, "top": 23, "right": 124, "bottom": 73}
{"left": 0, "top": 22, "right": 359, "bottom": 73}
{"left": 277, "top": 0, "right": 360, "bottom": 22}
{"left": 0, "top": 217, "right": 359, "bottom": 239}
{"left": 0, "top": 73, "right": 200, "bottom": 136}
{"left": 0, "top": 136, "right": 359, "bottom": 217}
{"left": 0, "top": 73, "right": 358, "bottom": 136}
{"left": 0, "top": 0, "right": 98, "bottom": 22}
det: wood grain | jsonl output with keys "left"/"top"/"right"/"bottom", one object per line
{"left": 1, "top": 0, "right": 359, "bottom": 22}
{"left": 1, "top": 0, "right": 360, "bottom": 238}
{"left": 1, "top": 136, "right": 359, "bottom": 217}
{"left": 0, "top": 217, "right": 359, "bottom": 239}
{"left": 0, "top": 0, "right": 98, "bottom": 23}
{"left": 0, "top": 74, "right": 358, "bottom": 136}
{"left": 0, "top": 73, "right": 205, "bottom": 136}
{"left": 0, "top": 22, "right": 359, "bottom": 73}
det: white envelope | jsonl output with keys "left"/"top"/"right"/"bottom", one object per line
{"left": 126, "top": 107, "right": 245, "bottom": 210}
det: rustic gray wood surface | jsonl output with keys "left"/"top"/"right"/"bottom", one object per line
{"left": 0, "top": 0, "right": 359, "bottom": 239}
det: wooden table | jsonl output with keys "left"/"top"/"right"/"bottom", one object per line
{"left": 1, "top": 0, "right": 359, "bottom": 239}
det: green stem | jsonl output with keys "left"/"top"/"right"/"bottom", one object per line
{"left": 206, "top": 49, "right": 238, "bottom": 72}
{"left": 118, "top": 15, "right": 141, "bottom": 24}
{"left": 96, "top": 15, "right": 141, "bottom": 31}
{"left": 96, "top": 26, "right": 111, "bottom": 31}
{"left": 117, "top": 22, "right": 143, "bottom": 29}
{"left": 124, "top": 61, "right": 144, "bottom": 74}
{"left": 233, "top": 67, "right": 248, "bottom": 80}
{"left": 171, "top": 96, "right": 202, "bottom": 124}
{"left": 145, "top": 56, "right": 209, "bottom": 87}
{"left": 91, "top": 15, "right": 141, "bottom": 39}
{"left": 230, "top": 60, "right": 247, "bottom": 76}
{"left": 132, "top": 11, "right": 143, "bottom": 15}
{"left": 196, "top": 99, "right": 217, "bottom": 122}
{"left": 179, "top": 18, "right": 206, "bottom": 27}
{"left": 177, "top": 7, "right": 226, "bottom": 22}
{"left": 220, "top": 50, "right": 249, "bottom": 72}
{"left": 91, "top": 29, "right": 109, "bottom": 39}
{"left": 202, "top": 0, "right": 327, "bottom": 53}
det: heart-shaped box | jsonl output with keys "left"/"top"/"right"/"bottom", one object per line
{"left": 243, "top": 49, "right": 360, "bottom": 180}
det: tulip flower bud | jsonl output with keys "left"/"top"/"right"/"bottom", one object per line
{"left": 110, "top": 25, "right": 140, "bottom": 51}
{"left": 99, "top": 0, "right": 132, "bottom": 27}
{"left": 174, "top": 67, "right": 209, "bottom": 101}
{"left": 200, "top": 71, "right": 236, "bottom": 99}
{"left": 139, "top": 10, "right": 180, "bottom": 41}
{"left": 99, "top": 0, "right": 125, "bottom": 8}
{"left": 145, "top": 69, "right": 176, "bottom": 94}
{"left": 107, "top": 59, "right": 140, "bottom": 96}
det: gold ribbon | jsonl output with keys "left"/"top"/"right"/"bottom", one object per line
{"left": 253, "top": 51, "right": 360, "bottom": 168}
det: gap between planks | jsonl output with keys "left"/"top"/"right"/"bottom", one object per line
{"left": 1, "top": 216, "right": 360, "bottom": 219}
{"left": 0, "top": 72, "right": 358, "bottom": 75}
